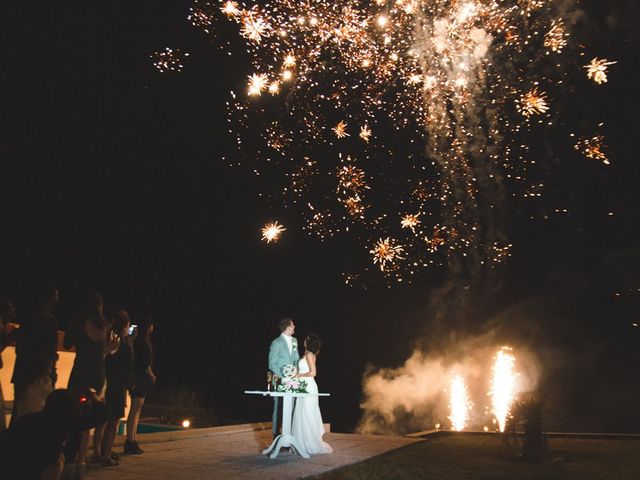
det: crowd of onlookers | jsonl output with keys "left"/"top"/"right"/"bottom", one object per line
{"left": 0, "top": 288, "right": 157, "bottom": 479}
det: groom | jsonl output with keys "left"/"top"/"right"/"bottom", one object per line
{"left": 268, "top": 318, "right": 300, "bottom": 439}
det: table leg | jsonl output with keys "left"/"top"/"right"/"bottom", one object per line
{"left": 262, "top": 435, "right": 283, "bottom": 457}
{"left": 262, "top": 395, "right": 310, "bottom": 459}
{"left": 262, "top": 434, "right": 310, "bottom": 459}
{"left": 281, "top": 394, "right": 293, "bottom": 437}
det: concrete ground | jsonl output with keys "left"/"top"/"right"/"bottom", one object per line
{"left": 84, "top": 424, "right": 422, "bottom": 480}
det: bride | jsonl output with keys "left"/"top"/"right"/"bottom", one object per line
{"left": 291, "top": 334, "right": 332, "bottom": 455}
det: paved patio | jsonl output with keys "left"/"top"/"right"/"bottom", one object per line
{"left": 84, "top": 424, "right": 422, "bottom": 480}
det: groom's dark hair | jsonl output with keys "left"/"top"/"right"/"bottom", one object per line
{"left": 278, "top": 317, "right": 293, "bottom": 332}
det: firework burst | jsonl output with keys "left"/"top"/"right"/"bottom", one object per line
{"left": 517, "top": 87, "right": 550, "bottom": 117}
{"left": 240, "top": 11, "right": 269, "bottom": 43}
{"left": 584, "top": 58, "right": 617, "bottom": 85}
{"left": 186, "top": 0, "right": 616, "bottom": 282}
{"left": 401, "top": 213, "right": 421, "bottom": 233}
{"left": 221, "top": 0, "right": 239, "bottom": 17}
{"left": 370, "top": 238, "right": 404, "bottom": 271}
{"left": 359, "top": 125, "right": 372, "bottom": 143}
{"left": 247, "top": 73, "right": 268, "bottom": 96}
{"left": 333, "top": 121, "right": 350, "bottom": 139}
{"left": 261, "top": 221, "right": 286, "bottom": 243}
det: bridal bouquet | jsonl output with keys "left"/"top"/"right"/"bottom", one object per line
{"left": 275, "top": 364, "right": 308, "bottom": 392}
{"left": 277, "top": 377, "right": 308, "bottom": 393}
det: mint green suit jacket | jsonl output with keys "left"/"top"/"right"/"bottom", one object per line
{"left": 268, "top": 335, "right": 300, "bottom": 377}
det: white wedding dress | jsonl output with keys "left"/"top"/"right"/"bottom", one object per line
{"left": 291, "top": 356, "right": 332, "bottom": 455}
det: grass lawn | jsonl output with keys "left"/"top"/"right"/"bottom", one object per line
{"left": 311, "top": 434, "right": 640, "bottom": 480}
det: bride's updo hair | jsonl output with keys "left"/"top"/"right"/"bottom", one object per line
{"left": 305, "top": 333, "right": 321, "bottom": 355}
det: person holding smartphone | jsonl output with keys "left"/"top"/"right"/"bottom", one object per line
{"left": 100, "top": 310, "right": 134, "bottom": 466}
{"left": 125, "top": 315, "right": 155, "bottom": 455}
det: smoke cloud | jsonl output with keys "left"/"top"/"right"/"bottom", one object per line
{"left": 358, "top": 327, "right": 541, "bottom": 435}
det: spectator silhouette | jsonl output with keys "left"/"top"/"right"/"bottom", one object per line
{"left": 65, "top": 292, "right": 118, "bottom": 466}
{"left": 0, "top": 389, "right": 79, "bottom": 480}
{"left": 97, "top": 310, "right": 134, "bottom": 466}
{"left": 0, "top": 388, "right": 108, "bottom": 480}
{"left": 88, "top": 305, "right": 117, "bottom": 464}
{"left": 10, "top": 288, "right": 60, "bottom": 427}
{"left": 0, "top": 299, "right": 18, "bottom": 432}
{"left": 125, "top": 315, "right": 155, "bottom": 455}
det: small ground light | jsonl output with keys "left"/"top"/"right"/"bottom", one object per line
{"left": 435, "top": 423, "right": 440, "bottom": 430}
{"left": 182, "top": 419, "right": 191, "bottom": 428}
{"left": 483, "top": 426, "right": 489, "bottom": 432}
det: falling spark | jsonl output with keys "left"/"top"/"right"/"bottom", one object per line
{"left": 337, "top": 156, "right": 370, "bottom": 218}
{"left": 574, "top": 135, "right": 610, "bottom": 165}
{"left": 189, "top": 1, "right": 216, "bottom": 32}
{"left": 338, "top": 165, "right": 368, "bottom": 191}
{"left": 491, "top": 242, "right": 513, "bottom": 265}
{"left": 490, "top": 347, "right": 518, "bottom": 432}
{"left": 344, "top": 195, "right": 366, "bottom": 217}
{"left": 544, "top": 20, "right": 568, "bottom": 53}
{"left": 449, "top": 374, "right": 470, "bottom": 432}
{"left": 370, "top": 238, "right": 404, "bottom": 271}
{"left": 151, "top": 48, "right": 189, "bottom": 73}
{"left": 585, "top": 58, "right": 617, "bottom": 84}
{"left": 425, "top": 226, "right": 447, "bottom": 253}
{"left": 261, "top": 221, "right": 286, "bottom": 243}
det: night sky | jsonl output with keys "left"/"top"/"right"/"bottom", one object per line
{"left": 2, "top": 1, "right": 640, "bottom": 432}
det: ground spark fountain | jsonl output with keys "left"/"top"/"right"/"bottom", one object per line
{"left": 489, "top": 347, "right": 518, "bottom": 432}
{"left": 449, "top": 374, "right": 471, "bottom": 431}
